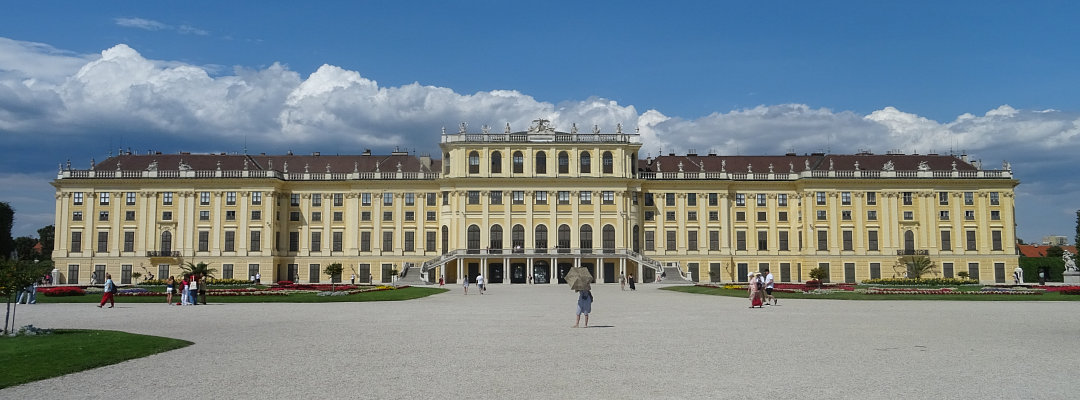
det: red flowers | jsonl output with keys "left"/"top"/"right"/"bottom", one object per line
{"left": 37, "top": 286, "right": 86, "bottom": 296}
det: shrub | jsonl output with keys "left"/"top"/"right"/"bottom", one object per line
{"left": 140, "top": 279, "right": 168, "bottom": 286}
{"left": 808, "top": 267, "right": 827, "bottom": 281}
{"left": 204, "top": 278, "right": 254, "bottom": 285}
{"left": 863, "top": 277, "right": 978, "bottom": 286}
{"left": 957, "top": 271, "right": 970, "bottom": 279}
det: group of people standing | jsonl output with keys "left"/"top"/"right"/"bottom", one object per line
{"left": 747, "top": 268, "right": 777, "bottom": 308}
{"left": 164, "top": 274, "right": 204, "bottom": 305}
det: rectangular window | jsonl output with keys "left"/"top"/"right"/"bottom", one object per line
{"left": 939, "top": 210, "right": 949, "bottom": 220}
{"left": 330, "top": 231, "right": 342, "bottom": 252}
{"left": 645, "top": 194, "right": 654, "bottom": 206}
{"left": 383, "top": 211, "right": 393, "bottom": 221}
{"left": 100, "top": 192, "right": 110, "bottom": 205}
{"left": 226, "top": 210, "right": 236, "bottom": 221}
{"left": 966, "top": 230, "right": 976, "bottom": 251}
{"left": 123, "top": 231, "right": 134, "bottom": 252}
{"left": 201, "top": 192, "right": 211, "bottom": 205}
{"left": 226, "top": 192, "right": 236, "bottom": 205}
{"left": 990, "top": 192, "right": 1000, "bottom": 205}
{"left": 250, "top": 231, "right": 261, "bottom": 250}
{"left": 329, "top": 211, "right": 340, "bottom": 222}
{"left": 666, "top": 211, "right": 676, "bottom": 221}
{"left": 199, "top": 210, "right": 210, "bottom": 221}
{"left": 311, "top": 211, "right": 321, "bottom": 222}
{"left": 162, "top": 192, "right": 173, "bottom": 205}
{"left": 289, "top": 232, "right": 299, "bottom": 252}
{"left": 383, "top": 231, "right": 393, "bottom": 250}
{"left": 512, "top": 191, "right": 525, "bottom": 204}
{"left": 816, "top": 192, "right": 826, "bottom": 205}
{"left": 224, "top": 231, "right": 235, "bottom": 252}
{"left": 644, "top": 211, "right": 654, "bottom": 221}
{"left": 968, "top": 262, "right": 980, "bottom": 280}
{"left": 71, "top": 231, "right": 82, "bottom": 252}
{"left": 99, "top": 211, "right": 109, "bottom": 221}
{"left": 868, "top": 230, "right": 878, "bottom": 251}
{"left": 735, "top": 193, "right": 745, "bottom": 206}
{"left": 687, "top": 193, "right": 697, "bottom": 206}
{"left": 490, "top": 191, "right": 503, "bottom": 204}
{"left": 842, "top": 230, "right": 853, "bottom": 251}
{"left": 939, "top": 192, "right": 949, "bottom": 205}
{"left": 383, "top": 193, "right": 393, "bottom": 206}
{"left": 736, "top": 231, "right": 746, "bottom": 251}
{"left": 688, "top": 230, "right": 698, "bottom": 250}
{"left": 965, "top": 210, "right": 975, "bottom": 220}
{"left": 309, "top": 264, "right": 320, "bottom": 283}
{"left": 778, "top": 194, "right": 788, "bottom": 206}
{"left": 778, "top": 211, "right": 788, "bottom": 222}
{"left": 310, "top": 231, "right": 321, "bottom": 252}
{"left": 992, "top": 230, "right": 1002, "bottom": 251}
{"left": 870, "top": 262, "right": 882, "bottom": 280}
{"left": 578, "top": 191, "right": 593, "bottom": 205}
{"left": 198, "top": 231, "right": 209, "bottom": 252}
{"left": 426, "top": 211, "right": 436, "bottom": 221}
{"left": 361, "top": 212, "right": 371, "bottom": 221}
{"left": 334, "top": 193, "right": 344, "bottom": 207}
{"left": 68, "top": 264, "right": 80, "bottom": 284}
{"left": 709, "top": 211, "right": 719, "bottom": 221}
{"left": 841, "top": 192, "right": 851, "bottom": 205}
{"left": 666, "top": 193, "right": 676, "bottom": 207}
{"left": 248, "top": 264, "right": 260, "bottom": 281}
{"left": 942, "top": 262, "right": 953, "bottom": 278}
{"left": 74, "top": 192, "right": 84, "bottom": 205}
{"left": 867, "top": 210, "right": 877, "bottom": 220}
{"left": 404, "top": 193, "right": 415, "bottom": 206}
{"left": 964, "top": 192, "right": 974, "bottom": 205}
{"left": 360, "top": 231, "right": 371, "bottom": 252}
{"left": 816, "top": 210, "right": 826, "bottom": 220}
{"left": 468, "top": 191, "right": 480, "bottom": 205}
{"left": 817, "top": 230, "right": 828, "bottom": 251}
{"left": 903, "top": 192, "right": 913, "bottom": 205}
{"left": 602, "top": 191, "right": 615, "bottom": 204}
{"left": 666, "top": 230, "right": 677, "bottom": 249}
{"left": 535, "top": 191, "right": 547, "bottom": 204}
{"left": 126, "top": 192, "right": 136, "bottom": 205}
{"left": 426, "top": 231, "right": 437, "bottom": 251}
{"left": 162, "top": 211, "right": 172, "bottom": 221}
{"left": 903, "top": 211, "right": 913, "bottom": 220}
{"left": 709, "top": 193, "right": 718, "bottom": 206}
{"left": 404, "top": 211, "right": 414, "bottom": 221}
{"left": 841, "top": 210, "right": 851, "bottom": 221}
{"left": 990, "top": 210, "right": 1000, "bottom": 220}
{"left": 220, "top": 264, "right": 233, "bottom": 280}
{"left": 779, "top": 231, "right": 789, "bottom": 251}
{"left": 757, "top": 231, "right": 768, "bottom": 251}
{"left": 688, "top": 211, "right": 697, "bottom": 221}
{"left": 125, "top": 211, "right": 135, "bottom": 221}
{"left": 709, "top": 230, "right": 720, "bottom": 251}
{"left": 73, "top": 211, "right": 83, "bottom": 221}
{"left": 866, "top": 192, "right": 876, "bottom": 205}
{"left": 558, "top": 191, "right": 571, "bottom": 204}
{"left": 756, "top": 194, "right": 767, "bottom": 207}
{"left": 290, "top": 193, "right": 300, "bottom": 206}
{"left": 756, "top": 211, "right": 766, "bottom": 222}
{"left": 361, "top": 193, "right": 371, "bottom": 206}
{"left": 312, "top": 193, "right": 322, "bottom": 206}
{"left": 97, "top": 231, "right": 108, "bottom": 252}
{"left": 644, "top": 231, "right": 655, "bottom": 251}
{"left": 290, "top": 211, "right": 300, "bottom": 221}
{"left": 251, "top": 192, "right": 262, "bottom": 205}
{"left": 442, "top": 191, "right": 449, "bottom": 206}
{"left": 252, "top": 210, "right": 262, "bottom": 220}
{"left": 735, "top": 211, "right": 745, "bottom": 222}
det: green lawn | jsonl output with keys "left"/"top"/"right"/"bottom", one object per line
{"left": 0, "top": 330, "right": 192, "bottom": 388}
{"left": 662, "top": 285, "right": 1080, "bottom": 301}
{"left": 34, "top": 286, "right": 449, "bottom": 303}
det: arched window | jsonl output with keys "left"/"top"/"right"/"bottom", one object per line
{"left": 443, "top": 153, "right": 451, "bottom": 174}
{"left": 490, "top": 224, "right": 503, "bottom": 252}
{"left": 468, "top": 151, "right": 480, "bottom": 174}
{"left": 535, "top": 225, "right": 548, "bottom": 249}
{"left": 602, "top": 151, "right": 614, "bottom": 174}
{"left": 512, "top": 151, "right": 524, "bottom": 173}
{"left": 904, "top": 230, "right": 915, "bottom": 253}
{"left": 558, "top": 224, "right": 571, "bottom": 253}
{"left": 558, "top": 151, "right": 569, "bottom": 174}
{"left": 467, "top": 225, "right": 481, "bottom": 253}
{"left": 491, "top": 151, "right": 502, "bottom": 174}
{"left": 160, "top": 231, "right": 173, "bottom": 254}
{"left": 441, "top": 226, "right": 449, "bottom": 254}
{"left": 603, "top": 225, "right": 616, "bottom": 253}
{"left": 580, "top": 152, "right": 591, "bottom": 174}
{"left": 512, "top": 224, "right": 525, "bottom": 252}
{"left": 535, "top": 151, "right": 547, "bottom": 174}
{"left": 632, "top": 225, "right": 640, "bottom": 252}
{"left": 580, "top": 224, "right": 593, "bottom": 250}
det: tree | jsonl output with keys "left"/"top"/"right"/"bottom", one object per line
{"left": 894, "top": 255, "right": 937, "bottom": 279}
{"left": 1, "top": 259, "right": 51, "bottom": 334}
{"left": 181, "top": 262, "right": 217, "bottom": 305}
{"left": 808, "top": 267, "right": 827, "bottom": 281}
{"left": 324, "top": 263, "right": 344, "bottom": 292}
{"left": 1046, "top": 246, "right": 1065, "bottom": 260}
{"left": 12, "top": 237, "right": 36, "bottom": 261}
{"left": 0, "top": 202, "right": 13, "bottom": 260}
{"left": 37, "top": 225, "right": 54, "bottom": 261}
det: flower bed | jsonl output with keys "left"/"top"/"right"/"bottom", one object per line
{"left": 865, "top": 287, "right": 1043, "bottom": 295}
{"left": 37, "top": 286, "right": 86, "bottom": 296}
{"left": 270, "top": 283, "right": 361, "bottom": 291}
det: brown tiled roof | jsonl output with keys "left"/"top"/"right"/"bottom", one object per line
{"left": 94, "top": 153, "right": 438, "bottom": 174}
{"left": 1018, "top": 244, "right": 1078, "bottom": 258}
{"left": 638, "top": 153, "right": 978, "bottom": 173}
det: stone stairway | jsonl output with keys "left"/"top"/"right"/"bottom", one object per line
{"left": 659, "top": 265, "right": 692, "bottom": 284}
{"left": 394, "top": 264, "right": 430, "bottom": 286}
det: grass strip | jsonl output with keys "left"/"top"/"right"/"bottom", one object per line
{"left": 0, "top": 330, "right": 192, "bottom": 388}
{"left": 662, "top": 285, "right": 1080, "bottom": 301}
{"left": 33, "top": 286, "right": 449, "bottom": 304}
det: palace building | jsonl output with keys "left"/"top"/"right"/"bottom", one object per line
{"left": 51, "top": 120, "right": 1019, "bottom": 286}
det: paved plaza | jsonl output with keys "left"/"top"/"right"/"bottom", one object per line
{"left": 2, "top": 284, "right": 1079, "bottom": 399}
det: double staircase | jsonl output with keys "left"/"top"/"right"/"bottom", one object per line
{"left": 411, "top": 248, "right": 691, "bottom": 285}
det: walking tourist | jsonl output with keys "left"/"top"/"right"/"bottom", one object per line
{"left": 181, "top": 275, "right": 190, "bottom": 306}
{"left": 477, "top": 273, "right": 485, "bottom": 294}
{"left": 165, "top": 276, "right": 175, "bottom": 305}
{"left": 189, "top": 274, "right": 199, "bottom": 305}
{"left": 462, "top": 274, "right": 469, "bottom": 295}
{"left": 573, "top": 289, "right": 593, "bottom": 328}
{"left": 628, "top": 273, "right": 636, "bottom": 291}
{"left": 619, "top": 272, "right": 626, "bottom": 291}
{"left": 748, "top": 272, "right": 764, "bottom": 308}
{"left": 98, "top": 273, "right": 116, "bottom": 308}
{"left": 763, "top": 268, "right": 776, "bottom": 305}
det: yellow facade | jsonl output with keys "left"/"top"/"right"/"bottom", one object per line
{"left": 52, "top": 121, "right": 1019, "bottom": 285}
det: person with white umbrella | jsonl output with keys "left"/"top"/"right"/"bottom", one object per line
{"left": 565, "top": 266, "right": 594, "bottom": 328}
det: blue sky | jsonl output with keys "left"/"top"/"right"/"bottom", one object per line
{"left": 1, "top": 0, "right": 1078, "bottom": 242}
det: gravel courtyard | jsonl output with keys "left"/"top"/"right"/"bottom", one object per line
{"left": 3, "top": 284, "right": 1078, "bottom": 399}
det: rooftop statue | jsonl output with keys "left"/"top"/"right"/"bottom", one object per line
{"left": 882, "top": 160, "right": 894, "bottom": 171}
{"left": 918, "top": 161, "right": 930, "bottom": 171}
{"left": 146, "top": 159, "right": 158, "bottom": 171}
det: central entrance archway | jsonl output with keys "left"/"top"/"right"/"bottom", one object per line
{"left": 533, "top": 261, "right": 550, "bottom": 284}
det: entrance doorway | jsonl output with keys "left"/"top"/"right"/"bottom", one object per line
{"left": 510, "top": 263, "right": 527, "bottom": 284}
{"left": 603, "top": 263, "right": 615, "bottom": 283}
{"left": 533, "top": 261, "right": 550, "bottom": 284}
{"left": 489, "top": 263, "right": 504, "bottom": 283}
{"left": 467, "top": 263, "right": 479, "bottom": 283}
{"left": 556, "top": 263, "right": 572, "bottom": 284}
